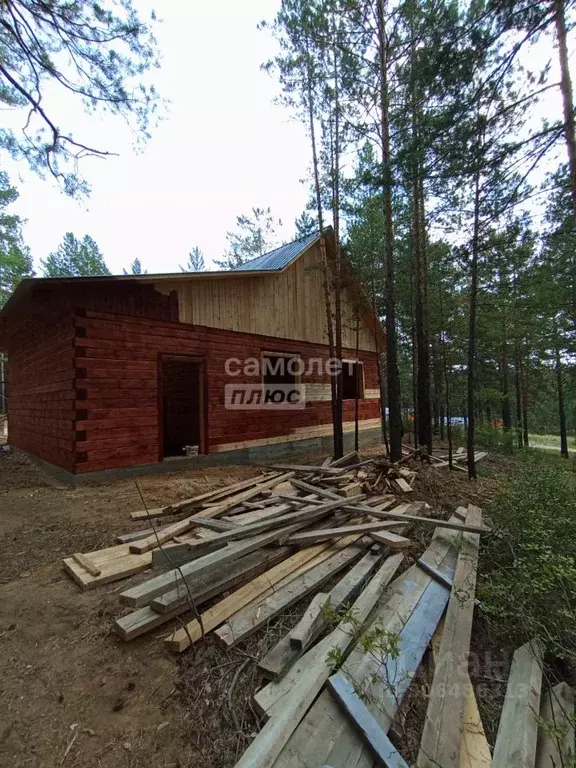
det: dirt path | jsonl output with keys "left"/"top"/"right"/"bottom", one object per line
{"left": 0, "top": 449, "right": 261, "bottom": 768}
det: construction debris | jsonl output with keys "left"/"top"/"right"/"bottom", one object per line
{"left": 65, "top": 449, "right": 568, "bottom": 768}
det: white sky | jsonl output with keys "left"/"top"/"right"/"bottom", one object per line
{"left": 3, "top": 0, "right": 311, "bottom": 274}
{"left": 1, "top": 1, "right": 571, "bottom": 275}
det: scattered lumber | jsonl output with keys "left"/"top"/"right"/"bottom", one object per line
{"left": 337, "top": 482, "right": 363, "bottom": 497}
{"left": 115, "top": 546, "right": 290, "bottom": 641}
{"left": 352, "top": 504, "right": 491, "bottom": 535}
{"left": 285, "top": 519, "right": 406, "bottom": 545}
{"left": 179, "top": 496, "right": 357, "bottom": 554}
{"left": 369, "top": 530, "right": 412, "bottom": 549}
{"left": 269, "top": 463, "right": 347, "bottom": 476}
{"left": 233, "top": 553, "right": 404, "bottom": 768}
{"left": 258, "top": 548, "right": 384, "bottom": 681}
{"left": 215, "top": 541, "right": 366, "bottom": 648}
{"left": 72, "top": 552, "right": 101, "bottom": 577}
{"left": 289, "top": 592, "right": 330, "bottom": 650}
{"left": 492, "top": 641, "right": 544, "bottom": 768}
{"left": 271, "top": 515, "right": 464, "bottom": 767}
{"left": 163, "top": 538, "right": 357, "bottom": 652}
{"left": 417, "top": 505, "right": 482, "bottom": 768}
{"left": 431, "top": 618, "right": 492, "bottom": 768}
{"left": 327, "top": 673, "right": 409, "bottom": 768}
{"left": 536, "top": 682, "right": 575, "bottom": 768}
{"left": 129, "top": 472, "right": 295, "bottom": 554}
{"left": 129, "top": 472, "right": 279, "bottom": 520}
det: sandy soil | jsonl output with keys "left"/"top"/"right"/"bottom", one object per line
{"left": 0, "top": 444, "right": 510, "bottom": 768}
{"left": 0, "top": 449, "right": 261, "bottom": 768}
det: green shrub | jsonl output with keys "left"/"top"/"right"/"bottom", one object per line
{"left": 479, "top": 455, "right": 576, "bottom": 663}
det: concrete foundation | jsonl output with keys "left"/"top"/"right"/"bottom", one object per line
{"left": 24, "top": 426, "right": 384, "bottom": 486}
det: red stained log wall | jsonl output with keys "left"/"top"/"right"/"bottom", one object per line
{"left": 73, "top": 310, "right": 380, "bottom": 473}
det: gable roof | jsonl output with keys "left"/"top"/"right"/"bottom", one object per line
{"left": 0, "top": 228, "right": 384, "bottom": 351}
{"left": 233, "top": 231, "right": 321, "bottom": 272}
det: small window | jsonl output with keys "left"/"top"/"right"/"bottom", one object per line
{"left": 261, "top": 353, "right": 300, "bottom": 386}
{"left": 342, "top": 361, "right": 364, "bottom": 400}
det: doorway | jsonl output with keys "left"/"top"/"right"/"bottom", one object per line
{"left": 160, "top": 355, "right": 204, "bottom": 458}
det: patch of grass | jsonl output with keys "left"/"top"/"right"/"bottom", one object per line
{"left": 479, "top": 453, "right": 576, "bottom": 665}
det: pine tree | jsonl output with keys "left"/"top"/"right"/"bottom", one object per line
{"left": 294, "top": 210, "right": 317, "bottom": 238}
{"left": 181, "top": 247, "right": 205, "bottom": 272}
{"left": 0, "top": 0, "right": 160, "bottom": 194}
{"left": 41, "top": 233, "right": 110, "bottom": 277}
{"left": 215, "top": 207, "right": 281, "bottom": 269}
{"left": 123, "top": 258, "right": 146, "bottom": 275}
{"left": 0, "top": 172, "right": 33, "bottom": 308}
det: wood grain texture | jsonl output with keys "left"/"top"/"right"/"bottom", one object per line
{"left": 215, "top": 542, "right": 365, "bottom": 648}
{"left": 492, "top": 641, "right": 543, "bottom": 768}
{"left": 536, "top": 682, "right": 574, "bottom": 768}
{"left": 327, "top": 673, "right": 409, "bottom": 768}
{"left": 234, "top": 553, "right": 404, "bottom": 768}
{"left": 417, "top": 505, "right": 483, "bottom": 768}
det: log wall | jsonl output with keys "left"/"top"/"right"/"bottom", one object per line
{"left": 73, "top": 309, "right": 381, "bottom": 474}
{"left": 7, "top": 306, "right": 76, "bottom": 470}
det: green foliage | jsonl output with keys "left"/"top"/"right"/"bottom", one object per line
{"left": 479, "top": 455, "right": 576, "bottom": 663}
{"left": 123, "top": 258, "right": 145, "bottom": 275}
{"left": 294, "top": 210, "right": 317, "bottom": 239}
{"left": 0, "top": 172, "right": 33, "bottom": 307}
{"left": 0, "top": 0, "right": 160, "bottom": 194}
{"left": 215, "top": 207, "right": 282, "bottom": 269}
{"left": 181, "top": 247, "right": 205, "bottom": 272}
{"left": 41, "top": 233, "right": 110, "bottom": 277}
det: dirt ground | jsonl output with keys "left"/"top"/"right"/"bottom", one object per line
{"left": 0, "top": 449, "right": 265, "bottom": 768}
{"left": 0, "top": 445, "right": 509, "bottom": 768}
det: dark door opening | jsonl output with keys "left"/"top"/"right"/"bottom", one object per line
{"left": 161, "top": 356, "right": 204, "bottom": 458}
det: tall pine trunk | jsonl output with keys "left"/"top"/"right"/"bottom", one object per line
{"left": 305, "top": 51, "right": 338, "bottom": 457}
{"left": 554, "top": 0, "right": 576, "bottom": 328}
{"left": 331, "top": 15, "right": 344, "bottom": 458}
{"left": 514, "top": 342, "right": 523, "bottom": 448}
{"left": 555, "top": 344, "right": 569, "bottom": 458}
{"left": 467, "top": 157, "right": 482, "bottom": 480}
{"left": 377, "top": 0, "right": 402, "bottom": 462}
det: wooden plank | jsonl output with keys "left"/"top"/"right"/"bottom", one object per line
{"left": 394, "top": 477, "right": 413, "bottom": 493}
{"left": 114, "top": 546, "right": 290, "bottom": 640}
{"left": 492, "top": 641, "right": 543, "bottom": 768}
{"left": 63, "top": 552, "right": 152, "bottom": 590}
{"left": 163, "top": 541, "right": 345, "bottom": 652}
{"left": 348, "top": 504, "right": 491, "bottom": 535}
{"left": 327, "top": 673, "right": 409, "bottom": 768}
{"left": 291, "top": 477, "right": 342, "bottom": 500}
{"left": 271, "top": 516, "right": 463, "bottom": 768}
{"left": 431, "top": 618, "right": 492, "bottom": 768}
{"left": 536, "top": 682, "right": 574, "bottom": 768}
{"left": 289, "top": 592, "right": 330, "bottom": 650}
{"left": 216, "top": 542, "right": 366, "bottom": 648}
{"left": 129, "top": 472, "right": 295, "bottom": 554}
{"left": 337, "top": 482, "right": 363, "bottom": 498}
{"left": 369, "top": 530, "right": 412, "bottom": 550}
{"left": 269, "top": 463, "right": 347, "bottom": 476}
{"left": 258, "top": 548, "right": 384, "bottom": 681}
{"left": 286, "top": 520, "right": 406, "bottom": 545}
{"left": 120, "top": 519, "right": 309, "bottom": 609}
{"left": 179, "top": 496, "right": 356, "bottom": 555}
{"left": 233, "top": 554, "right": 405, "bottom": 768}
{"left": 417, "top": 505, "right": 482, "bottom": 768}
{"left": 72, "top": 552, "right": 101, "bottom": 577}
{"left": 330, "top": 451, "right": 360, "bottom": 467}
{"left": 129, "top": 472, "right": 277, "bottom": 520}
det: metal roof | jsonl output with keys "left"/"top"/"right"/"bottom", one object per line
{"left": 232, "top": 231, "right": 321, "bottom": 272}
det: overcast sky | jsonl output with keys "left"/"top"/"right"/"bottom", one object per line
{"left": 4, "top": 0, "right": 311, "bottom": 274}
{"left": 2, "top": 1, "right": 570, "bottom": 276}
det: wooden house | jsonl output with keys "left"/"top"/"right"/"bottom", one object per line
{"left": 0, "top": 230, "right": 385, "bottom": 480}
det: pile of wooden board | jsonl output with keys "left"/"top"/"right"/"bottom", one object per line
{"left": 62, "top": 453, "right": 489, "bottom": 657}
